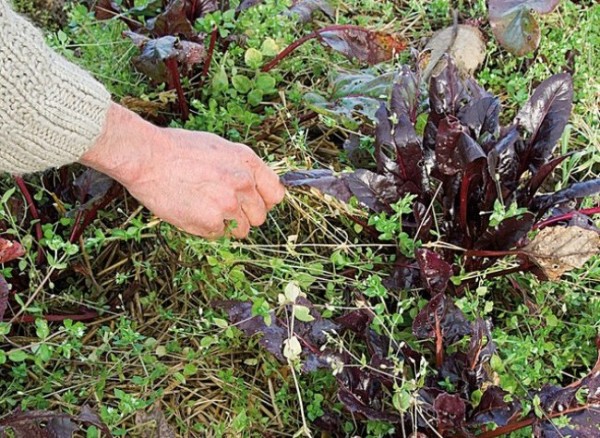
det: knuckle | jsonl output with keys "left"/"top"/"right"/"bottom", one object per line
{"left": 232, "top": 171, "right": 255, "bottom": 189}
{"left": 203, "top": 215, "right": 224, "bottom": 233}
{"left": 220, "top": 196, "right": 239, "bottom": 213}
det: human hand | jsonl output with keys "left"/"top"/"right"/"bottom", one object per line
{"left": 80, "top": 103, "right": 284, "bottom": 238}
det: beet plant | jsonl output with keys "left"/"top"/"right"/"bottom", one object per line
{"left": 219, "top": 56, "right": 600, "bottom": 436}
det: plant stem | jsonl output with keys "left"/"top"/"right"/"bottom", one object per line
{"left": 533, "top": 206, "right": 600, "bottom": 230}
{"left": 13, "top": 176, "right": 44, "bottom": 264}
{"left": 5, "top": 309, "right": 98, "bottom": 323}
{"left": 69, "top": 184, "right": 119, "bottom": 243}
{"left": 476, "top": 405, "right": 590, "bottom": 438}
{"left": 165, "top": 57, "right": 189, "bottom": 121}
{"left": 464, "top": 249, "right": 524, "bottom": 258}
{"left": 200, "top": 26, "right": 218, "bottom": 86}
{"left": 262, "top": 31, "right": 318, "bottom": 72}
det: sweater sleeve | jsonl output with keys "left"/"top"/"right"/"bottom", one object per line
{"left": 0, "top": 0, "right": 111, "bottom": 174}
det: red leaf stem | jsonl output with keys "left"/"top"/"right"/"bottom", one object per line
{"left": 533, "top": 206, "right": 600, "bottom": 230}
{"left": 13, "top": 176, "right": 44, "bottom": 264}
{"left": 165, "top": 57, "right": 189, "bottom": 121}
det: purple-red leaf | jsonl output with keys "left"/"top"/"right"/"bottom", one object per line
{"left": 125, "top": 33, "right": 205, "bottom": 83}
{"left": 337, "top": 387, "right": 402, "bottom": 423}
{"left": 526, "top": 153, "right": 571, "bottom": 199}
{"left": 345, "top": 169, "right": 399, "bottom": 212}
{"left": 424, "top": 57, "right": 467, "bottom": 149}
{"left": 146, "top": 0, "right": 197, "bottom": 38}
{"left": 470, "top": 386, "right": 521, "bottom": 427}
{"left": 416, "top": 249, "right": 453, "bottom": 295}
{"left": 74, "top": 169, "right": 115, "bottom": 205}
{"left": 434, "top": 116, "right": 469, "bottom": 176}
{"left": 0, "top": 274, "right": 9, "bottom": 320}
{"left": 516, "top": 73, "right": 573, "bottom": 170}
{"left": 474, "top": 213, "right": 535, "bottom": 250}
{"left": 287, "top": 0, "right": 334, "bottom": 23}
{"left": 534, "top": 179, "right": 600, "bottom": 213}
{"left": 236, "top": 0, "right": 263, "bottom": 12}
{"left": 433, "top": 393, "right": 466, "bottom": 434}
{"left": 412, "top": 293, "right": 470, "bottom": 344}
{"left": 214, "top": 300, "right": 286, "bottom": 361}
{"left": 458, "top": 96, "right": 500, "bottom": 143}
{"left": 280, "top": 169, "right": 353, "bottom": 203}
{"left": 489, "top": 0, "right": 561, "bottom": 56}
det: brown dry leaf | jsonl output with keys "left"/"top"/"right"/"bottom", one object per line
{"left": 121, "top": 96, "right": 167, "bottom": 117}
{"left": 317, "top": 25, "right": 407, "bottom": 65}
{"left": 523, "top": 225, "right": 600, "bottom": 280}
{"left": 135, "top": 402, "right": 176, "bottom": 438}
{"left": 422, "top": 24, "right": 486, "bottom": 80}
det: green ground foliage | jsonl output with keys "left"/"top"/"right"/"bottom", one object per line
{"left": 1, "top": 0, "right": 599, "bottom": 437}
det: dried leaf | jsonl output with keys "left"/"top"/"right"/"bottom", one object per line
{"left": 317, "top": 25, "right": 407, "bottom": 65}
{"left": 120, "top": 96, "right": 168, "bottom": 117}
{"left": 489, "top": 0, "right": 561, "bottom": 56}
{"left": 423, "top": 24, "right": 486, "bottom": 77}
{"left": 283, "top": 336, "right": 302, "bottom": 360}
{"left": 0, "top": 238, "right": 25, "bottom": 264}
{"left": 135, "top": 402, "right": 177, "bottom": 438}
{"left": 524, "top": 225, "right": 600, "bottom": 280}
{"left": 0, "top": 406, "right": 111, "bottom": 438}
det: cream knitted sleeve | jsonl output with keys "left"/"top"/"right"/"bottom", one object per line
{"left": 0, "top": 0, "right": 111, "bottom": 174}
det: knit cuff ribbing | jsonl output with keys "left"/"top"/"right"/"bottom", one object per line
{"left": 0, "top": 0, "right": 111, "bottom": 174}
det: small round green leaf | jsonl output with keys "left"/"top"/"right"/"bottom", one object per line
{"left": 244, "top": 48, "right": 263, "bottom": 69}
{"left": 232, "top": 75, "right": 252, "bottom": 94}
{"left": 8, "top": 349, "right": 28, "bottom": 362}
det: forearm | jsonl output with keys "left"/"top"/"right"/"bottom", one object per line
{"left": 0, "top": 0, "right": 111, "bottom": 174}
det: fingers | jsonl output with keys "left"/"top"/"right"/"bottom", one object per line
{"left": 217, "top": 192, "right": 252, "bottom": 239}
{"left": 240, "top": 189, "right": 267, "bottom": 227}
{"left": 253, "top": 163, "right": 285, "bottom": 209}
{"left": 235, "top": 144, "right": 285, "bottom": 209}
{"left": 193, "top": 212, "right": 226, "bottom": 240}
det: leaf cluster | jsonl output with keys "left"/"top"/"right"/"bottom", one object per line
{"left": 283, "top": 57, "right": 600, "bottom": 281}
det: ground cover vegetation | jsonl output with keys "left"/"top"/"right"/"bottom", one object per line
{"left": 0, "top": 0, "right": 599, "bottom": 436}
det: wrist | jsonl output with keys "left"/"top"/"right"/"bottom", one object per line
{"left": 79, "top": 103, "right": 162, "bottom": 186}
